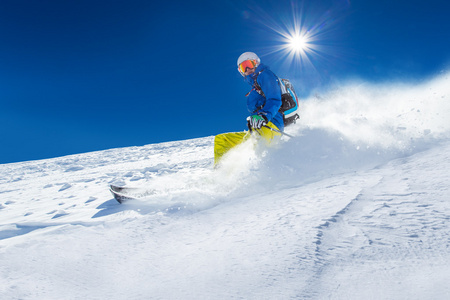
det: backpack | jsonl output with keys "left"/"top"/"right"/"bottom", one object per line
{"left": 252, "top": 73, "right": 300, "bottom": 127}
{"left": 278, "top": 78, "right": 300, "bottom": 127}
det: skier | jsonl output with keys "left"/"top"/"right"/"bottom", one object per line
{"left": 214, "top": 52, "right": 284, "bottom": 165}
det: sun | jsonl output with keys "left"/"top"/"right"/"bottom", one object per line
{"left": 289, "top": 34, "right": 308, "bottom": 53}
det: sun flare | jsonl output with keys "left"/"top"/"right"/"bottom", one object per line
{"left": 243, "top": 1, "right": 343, "bottom": 76}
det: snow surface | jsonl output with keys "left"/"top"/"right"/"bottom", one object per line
{"left": 1, "top": 73, "right": 450, "bottom": 299}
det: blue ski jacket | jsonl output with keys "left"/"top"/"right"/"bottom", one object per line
{"left": 244, "top": 63, "right": 284, "bottom": 131}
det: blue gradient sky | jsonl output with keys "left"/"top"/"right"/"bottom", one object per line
{"left": 1, "top": 0, "right": 449, "bottom": 164}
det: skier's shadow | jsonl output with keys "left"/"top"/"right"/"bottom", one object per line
{"left": 92, "top": 199, "right": 125, "bottom": 218}
{"left": 92, "top": 198, "right": 164, "bottom": 218}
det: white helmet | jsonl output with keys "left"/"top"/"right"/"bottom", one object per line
{"left": 237, "top": 52, "right": 260, "bottom": 67}
{"left": 237, "top": 52, "right": 260, "bottom": 76}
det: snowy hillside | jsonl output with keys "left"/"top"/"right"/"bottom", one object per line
{"left": 1, "top": 73, "right": 450, "bottom": 299}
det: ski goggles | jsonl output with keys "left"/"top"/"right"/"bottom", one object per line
{"left": 238, "top": 59, "right": 257, "bottom": 75}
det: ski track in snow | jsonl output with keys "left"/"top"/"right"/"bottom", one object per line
{"left": 306, "top": 145, "right": 450, "bottom": 299}
{"left": 1, "top": 73, "right": 450, "bottom": 299}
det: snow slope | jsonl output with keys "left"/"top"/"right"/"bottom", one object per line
{"left": 1, "top": 73, "right": 450, "bottom": 299}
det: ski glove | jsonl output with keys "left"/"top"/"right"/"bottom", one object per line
{"left": 247, "top": 114, "right": 268, "bottom": 130}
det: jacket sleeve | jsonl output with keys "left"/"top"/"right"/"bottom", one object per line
{"left": 256, "top": 71, "right": 282, "bottom": 121}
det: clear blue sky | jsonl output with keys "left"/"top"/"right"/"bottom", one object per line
{"left": 1, "top": 0, "right": 449, "bottom": 164}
